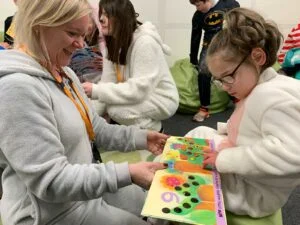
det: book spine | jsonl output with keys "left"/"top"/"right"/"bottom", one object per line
{"left": 211, "top": 140, "right": 227, "bottom": 225}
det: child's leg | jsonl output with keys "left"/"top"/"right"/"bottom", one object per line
{"left": 226, "top": 209, "right": 283, "bottom": 225}
{"left": 197, "top": 71, "right": 211, "bottom": 109}
{"left": 194, "top": 47, "right": 211, "bottom": 122}
{"left": 193, "top": 72, "right": 211, "bottom": 122}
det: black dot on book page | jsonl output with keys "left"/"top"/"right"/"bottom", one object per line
{"left": 191, "top": 198, "right": 199, "bottom": 203}
{"left": 188, "top": 175, "right": 195, "bottom": 180}
{"left": 192, "top": 181, "right": 199, "bottom": 186}
{"left": 183, "top": 191, "right": 191, "bottom": 196}
{"left": 183, "top": 203, "right": 192, "bottom": 209}
{"left": 174, "top": 207, "right": 182, "bottom": 213}
{"left": 162, "top": 208, "right": 171, "bottom": 214}
{"left": 183, "top": 183, "right": 190, "bottom": 188}
{"left": 175, "top": 186, "right": 182, "bottom": 191}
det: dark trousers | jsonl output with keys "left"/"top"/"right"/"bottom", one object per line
{"left": 197, "top": 47, "right": 211, "bottom": 107}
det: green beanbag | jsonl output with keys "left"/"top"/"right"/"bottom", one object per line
{"left": 226, "top": 209, "right": 282, "bottom": 225}
{"left": 170, "top": 58, "right": 230, "bottom": 114}
{"left": 0, "top": 31, "right": 4, "bottom": 42}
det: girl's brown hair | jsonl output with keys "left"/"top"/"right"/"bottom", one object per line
{"left": 99, "top": 0, "right": 141, "bottom": 65}
{"left": 207, "top": 7, "right": 283, "bottom": 70}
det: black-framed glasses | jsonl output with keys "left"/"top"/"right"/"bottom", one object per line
{"left": 211, "top": 55, "right": 248, "bottom": 88}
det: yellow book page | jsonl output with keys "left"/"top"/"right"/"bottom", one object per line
{"left": 142, "top": 136, "right": 227, "bottom": 225}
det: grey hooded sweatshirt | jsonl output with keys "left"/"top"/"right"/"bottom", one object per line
{"left": 0, "top": 50, "right": 148, "bottom": 225}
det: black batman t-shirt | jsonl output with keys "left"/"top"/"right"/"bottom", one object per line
{"left": 190, "top": 0, "right": 240, "bottom": 65}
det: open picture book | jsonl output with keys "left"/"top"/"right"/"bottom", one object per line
{"left": 142, "top": 136, "right": 227, "bottom": 225}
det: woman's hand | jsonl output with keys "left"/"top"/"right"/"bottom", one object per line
{"left": 129, "top": 162, "right": 167, "bottom": 189}
{"left": 147, "top": 131, "right": 169, "bottom": 155}
{"left": 82, "top": 82, "right": 93, "bottom": 97}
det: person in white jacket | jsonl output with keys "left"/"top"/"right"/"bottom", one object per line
{"left": 188, "top": 7, "right": 300, "bottom": 225}
{"left": 82, "top": 0, "right": 179, "bottom": 132}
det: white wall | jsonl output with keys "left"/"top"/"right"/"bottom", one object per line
{"left": 0, "top": 1, "right": 17, "bottom": 31}
{"left": 128, "top": 0, "right": 300, "bottom": 66}
{"left": 1, "top": 0, "right": 300, "bottom": 66}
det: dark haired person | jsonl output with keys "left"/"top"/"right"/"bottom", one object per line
{"left": 189, "top": 0, "right": 239, "bottom": 122}
{"left": 82, "top": 0, "right": 179, "bottom": 132}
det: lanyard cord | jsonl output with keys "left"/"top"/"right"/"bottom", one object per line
{"left": 17, "top": 45, "right": 95, "bottom": 142}
{"left": 115, "top": 64, "right": 124, "bottom": 83}
{"left": 52, "top": 70, "right": 95, "bottom": 141}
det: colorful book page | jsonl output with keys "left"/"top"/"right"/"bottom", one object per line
{"left": 142, "top": 136, "right": 227, "bottom": 225}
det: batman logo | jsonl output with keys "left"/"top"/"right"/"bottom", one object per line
{"left": 204, "top": 10, "right": 225, "bottom": 26}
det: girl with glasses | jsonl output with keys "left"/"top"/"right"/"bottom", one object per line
{"left": 186, "top": 7, "right": 300, "bottom": 225}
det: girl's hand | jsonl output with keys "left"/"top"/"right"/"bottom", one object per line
{"left": 82, "top": 82, "right": 93, "bottom": 97}
{"left": 147, "top": 131, "right": 169, "bottom": 155}
{"left": 203, "top": 151, "right": 219, "bottom": 169}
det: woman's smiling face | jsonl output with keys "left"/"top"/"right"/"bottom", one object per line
{"left": 40, "top": 15, "right": 90, "bottom": 68}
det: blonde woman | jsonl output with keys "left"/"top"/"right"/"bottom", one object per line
{"left": 0, "top": 0, "right": 169, "bottom": 224}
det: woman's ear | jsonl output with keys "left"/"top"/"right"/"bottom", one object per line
{"left": 251, "top": 47, "right": 266, "bottom": 66}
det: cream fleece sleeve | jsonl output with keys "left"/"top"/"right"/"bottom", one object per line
{"left": 90, "top": 36, "right": 163, "bottom": 105}
{"left": 216, "top": 88, "right": 300, "bottom": 176}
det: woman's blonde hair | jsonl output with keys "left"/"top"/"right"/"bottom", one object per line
{"left": 14, "top": 0, "right": 91, "bottom": 68}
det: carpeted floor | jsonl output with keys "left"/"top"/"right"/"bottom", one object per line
{"left": 162, "top": 108, "right": 300, "bottom": 225}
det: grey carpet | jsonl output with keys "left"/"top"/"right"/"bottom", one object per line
{"left": 162, "top": 108, "right": 300, "bottom": 225}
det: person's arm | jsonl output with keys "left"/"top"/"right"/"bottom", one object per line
{"left": 0, "top": 74, "right": 130, "bottom": 202}
{"left": 215, "top": 87, "right": 300, "bottom": 176}
{"left": 190, "top": 12, "right": 203, "bottom": 66}
{"left": 91, "top": 36, "right": 166, "bottom": 105}
{"left": 67, "top": 66, "right": 169, "bottom": 154}
{"left": 0, "top": 71, "right": 168, "bottom": 203}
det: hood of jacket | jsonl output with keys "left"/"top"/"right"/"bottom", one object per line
{"left": 0, "top": 50, "right": 56, "bottom": 81}
{"left": 133, "top": 21, "right": 171, "bottom": 56}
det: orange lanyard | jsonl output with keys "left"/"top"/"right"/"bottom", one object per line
{"left": 115, "top": 64, "right": 124, "bottom": 83}
{"left": 53, "top": 70, "right": 95, "bottom": 141}
{"left": 17, "top": 46, "right": 95, "bottom": 141}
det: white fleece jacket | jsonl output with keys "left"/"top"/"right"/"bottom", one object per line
{"left": 195, "top": 68, "right": 300, "bottom": 217}
{"left": 91, "top": 22, "right": 179, "bottom": 131}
